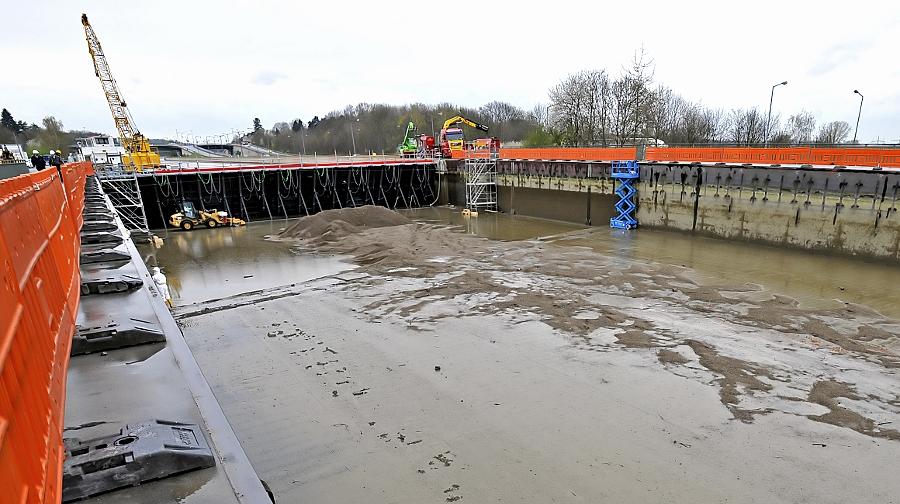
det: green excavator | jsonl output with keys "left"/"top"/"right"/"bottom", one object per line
{"left": 397, "top": 121, "right": 418, "bottom": 156}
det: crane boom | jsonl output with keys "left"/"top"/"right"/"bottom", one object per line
{"left": 442, "top": 115, "right": 490, "bottom": 133}
{"left": 81, "top": 13, "right": 159, "bottom": 170}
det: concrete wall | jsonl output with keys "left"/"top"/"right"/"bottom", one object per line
{"left": 0, "top": 162, "right": 30, "bottom": 180}
{"left": 440, "top": 160, "right": 900, "bottom": 261}
{"left": 440, "top": 170, "right": 616, "bottom": 226}
{"left": 638, "top": 164, "right": 900, "bottom": 260}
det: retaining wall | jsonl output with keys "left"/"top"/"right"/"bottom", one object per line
{"left": 441, "top": 160, "right": 900, "bottom": 260}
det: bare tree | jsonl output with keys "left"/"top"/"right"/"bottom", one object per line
{"left": 816, "top": 121, "right": 852, "bottom": 144}
{"left": 549, "top": 73, "right": 587, "bottom": 145}
{"left": 646, "top": 85, "right": 672, "bottom": 145}
{"left": 480, "top": 101, "right": 524, "bottom": 139}
{"left": 528, "top": 104, "right": 548, "bottom": 127}
{"left": 727, "top": 108, "right": 767, "bottom": 145}
{"left": 785, "top": 111, "right": 816, "bottom": 144}
{"left": 625, "top": 47, "right": 655, "bottom": 141}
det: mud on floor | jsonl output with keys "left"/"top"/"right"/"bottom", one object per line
{"left": 276, "top": 210, "right": 900, "bottom": 442}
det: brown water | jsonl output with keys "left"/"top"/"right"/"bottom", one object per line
{"left": 403, "top": 206, "right": 585, "bottom": 241}
{"left": 144, "top": 208, "right": 900, "bottom": 318}
{"left": 404, "top": 207, "right": 900, "bottom": 319}
{"left": 138, "top": 221, "right": 353, "bottom": 305}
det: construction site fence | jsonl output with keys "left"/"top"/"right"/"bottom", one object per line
{"left": 497, "top": 147, "right": 900, "bottom": 168}
{"left": 1, "top": 162, "right": 89, "bottom": 504}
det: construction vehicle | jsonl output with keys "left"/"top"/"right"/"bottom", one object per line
{"left": 169, "top": 201, "right": 246, "bottom": 230}
{"left": 397, "top": 122, "right": 419, "bottom": 156}
{"left": 438, "top": 115, "right": 494, "bottom": 158}
{"left": 81, "top": 14, "right": 161, "bottom": 171}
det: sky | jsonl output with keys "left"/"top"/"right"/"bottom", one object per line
{"left": 2, "top": 0, "right": 899, "bottom": 143}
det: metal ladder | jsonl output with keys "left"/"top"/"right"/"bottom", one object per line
{"left": 463, "top": 148, "right": 499, "bottom": 211}
{"left": 93, "top": 163, "right": 150, "bottom": 237}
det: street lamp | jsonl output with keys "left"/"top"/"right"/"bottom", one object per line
{"left": 300, "top": 125, "right": 307, "bottom": 155}
{"left": 349, "top": 118, "right": 359, "bottom": 155}
{"left": 765, "top": 80, "right": 788, "bottom": 147}
{"left": 853, "top": 90, "right": 864, "bottom": 144}
{"left": 432, "top": 111, "right": 443, "bottom": 139}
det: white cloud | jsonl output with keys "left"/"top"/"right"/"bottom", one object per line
{"left": 2, "top": 0, "right": 898, "bottom": 143}
{"left": 253, "top": 70, "right": 287, "bottom": 86}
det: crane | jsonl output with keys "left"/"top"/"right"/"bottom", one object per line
{"left": 81, "top": 13, "right": 160, "bottom": 170}
{"left": 438, "top": 115, "right": 491, "bottom": 158}
{"left": 441, "top": 115, "right": 490, "bottom": 133}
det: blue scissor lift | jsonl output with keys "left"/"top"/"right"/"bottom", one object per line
{"left": 610, "top": 161, "right": 639, "bottom": 230}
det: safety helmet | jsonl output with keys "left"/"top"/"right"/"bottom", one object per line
{"left": 32, "top": 149, "right": 38, "bottom": 154}
{"left": 49, "top": 150, "right": 55, "bottom": 154}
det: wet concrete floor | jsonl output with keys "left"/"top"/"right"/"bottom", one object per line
{"left": 145, "top": 208, "right": 900, "bottom": 503}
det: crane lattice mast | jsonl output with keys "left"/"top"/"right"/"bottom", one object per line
{"left": 81, "top": 13, "right": 159, "bottom": 169}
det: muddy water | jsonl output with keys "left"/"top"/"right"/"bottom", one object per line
{"left": 404, "top": 207, "right": 900, "bottom": 319}
{"left": 159, "top": 207, "right": 900, "bottom": 503}
{"left": 404, "top": 206, "right": 586, "bottom": 241}
{"left": 138, "top": 221, "right": 353, "bottom": 305}
{"left": 145, "top": 208, "right": 900, "bottom": 317}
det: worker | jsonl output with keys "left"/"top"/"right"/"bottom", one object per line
{"left": 0, "top": 146, "right": 13, "bottom": 162}
{"left": 151, "top": 266, "right": 173, "bottom": 308}
{"left": 50, "top": 149, "right": 63, "bottom": 177}
{"left": 30, "top": 150, "right": 46, "bottom": 170}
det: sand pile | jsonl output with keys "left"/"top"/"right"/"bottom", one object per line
{"left": 279, "top": 206, "right": 411, "bottom": 242}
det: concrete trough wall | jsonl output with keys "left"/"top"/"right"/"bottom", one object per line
{"left": 638, "top": 164, "right": 900, "bottom": 260}
{"left": 440, "top": 160, "right": 618, "bottom": 226}
{"left": 442, "top": 160, "right": 900, "bottom": 260}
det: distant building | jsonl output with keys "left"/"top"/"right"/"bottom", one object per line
{"left": 71, "top": 135, "right": 126, "bottom": 164}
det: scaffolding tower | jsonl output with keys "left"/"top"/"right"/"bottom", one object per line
{"left": 93, "top": 163, "right": 150, "bottom": 237}
{"left": 463, "top": 146, "right": 498, "bottom": 211}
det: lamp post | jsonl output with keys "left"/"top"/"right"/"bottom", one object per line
{"left": 765, "top": 80, "right": 788, "bottom": 146}
{"left": 349, "top": 118, "right": 359, "bottom": 155}
{"left": 300, "top": 125, "right": 307, "bottom": 155}
{"left": 852, "top": 90, "right": 864, "bottom": 144}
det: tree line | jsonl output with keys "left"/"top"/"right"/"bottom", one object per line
{"left": 243, "top": 101, "right": 542, "bottom": 155}
{"left": 1, "top": 108, "right": 101, "bottom": 155}
{"left": 244, "top": 50, "right": 859, "bottom": 154}
{"left": 544, "top": 49, "right": 855, "bottom": 147}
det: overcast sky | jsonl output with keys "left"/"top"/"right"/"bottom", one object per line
{"left": 3, "top": 0, "right": 898, "bottom": 142}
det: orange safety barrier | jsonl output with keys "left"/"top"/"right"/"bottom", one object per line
{"left": 499, "top": 147, "right": 638, "bottom": 161}
{"left": 473, "top": 146, "right": 900, "bottom": 168}
{"left": 1, "top": 162, "right": 89, "bottom": 504}
{"left": 644, "top": 147, "right": 900, "bottom": 168}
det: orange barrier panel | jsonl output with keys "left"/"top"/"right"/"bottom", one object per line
{"left": 0, "top": 163, "right": 88, "bottom": 504}
{"left": 500, "top": 147, "right": 637, "bottom": 161}
{"left": 475, "top": 146, "right": 900, "bottom": 168}
{"left": 644, "top": 147, "right": 900, "bottom": 168}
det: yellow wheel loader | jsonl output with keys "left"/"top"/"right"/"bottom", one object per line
{"left": 169, "top": 201, "right": 246, "bottom": 230}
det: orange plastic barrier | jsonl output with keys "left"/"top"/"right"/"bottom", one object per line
{"left": 0, "top": 162, "right": 88, "bottom": 504}
{"left": 644, "top": 147, "right": 900, "bottom": 168}
{"left": 499, "top": 147, "right": 638, "bottom": 161}
{"left": 483, "top": 146, "right": 900, "bottom": 168}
